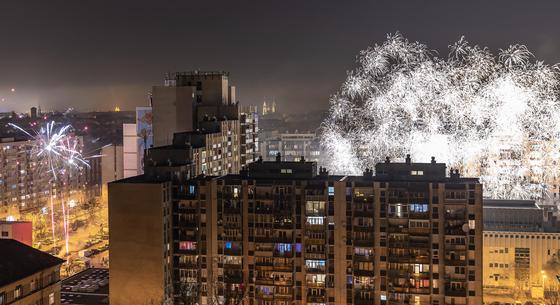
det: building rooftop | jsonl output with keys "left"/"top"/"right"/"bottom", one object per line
{"left": 484, "top": 199, "right": 539, "bottom": 209}
{"left": 0, "top": 239, "right": 65, "bottom": 287}
{"left": 61, "top": 268, "right": 108, "bottom": 305}
{"left": 0, "top": 220, "right": 32, "bottom": 224}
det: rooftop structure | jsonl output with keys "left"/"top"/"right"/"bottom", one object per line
{"left": 61, "top": 268, "right": 108, "bottom": 305}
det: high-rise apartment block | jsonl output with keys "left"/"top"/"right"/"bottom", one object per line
{"left": 149, "top": 71, "right": 257, "bottom": 176}
{"left": 109, "top": 154, "right": 483, "bottom": 305}
{"left": 0, "top": 136, "right": 87, "bottom": 216}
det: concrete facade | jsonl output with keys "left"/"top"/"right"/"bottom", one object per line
{"left": 108, "top": 179, "right": 173, "bottom": 305}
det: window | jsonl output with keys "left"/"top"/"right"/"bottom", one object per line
{"left": 306, "top": 201, "right": 325, "bottom": 215}
{"left": 14, "top": 285, "right": 22, "bottom": 299}
{"left": 49, "top": 292, "right": 55, "bottom": 305}
{"left": 275, "top": 243, "right": 291, "bottom": 253}
{"left": 411, "top": 170, "right": 424, "bottom": 176}
{"left": 409, "top": 203, "right": 428, "bottom": 213}
{"left": 305, "top": 260, "right": 326, "bottom": 269}
{"left": 280, "top": 168, "right": 293, "bottom": 174}
{"left": 225, "top": 242, "right": 232, "bottom": 249}
{"left": 0, "top": 292, "right": 5, "bottom": 305}
{"left": 306, "top": 216, "right": 324, "bottom": 225}
{"left": 179, "top": 241, "right": 196, "bottom": 250}
{"left": 0, "top": 231, "right": 7, "bottom": 237}
{"left": 328, "top": 186, "right": 335, "bottom": 196}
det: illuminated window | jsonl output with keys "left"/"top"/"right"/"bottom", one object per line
{"left": 225, "top": 242, "right": 232, "bottom": 249}
{"left": 275, "top": 243, "right": 291, "bottom": 253}
{"left": 306, "top": 216, "right": 324, "bottom": 225}
{"left": 409, "top": 203, "right": 428, "bottom": 212}
{"left": 280, "top": 169, "right": 293, "bottom": 174}
{"left": 411, "top": 170, "right": 424, "bottom": 176}
{"left": 179, "top": 241, "right": 196, "bottom": 250}
{"left": 328, "top": 186, "right": 335, "bottom": 196}
{"left": 306, "top": 201, "right": 325, "bottom": 215}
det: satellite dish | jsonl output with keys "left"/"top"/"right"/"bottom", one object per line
{"left": 462, "top": 223, "right": 470, "bottom": 233}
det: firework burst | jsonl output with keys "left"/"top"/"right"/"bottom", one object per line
{"left": 322, "top": 33, "right": 560, "bottom": 201}
{"left": 9, "top": 121, "right": 92, "bottom": 255}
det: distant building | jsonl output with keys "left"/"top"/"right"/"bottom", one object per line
{"left": 0, "top": 220, "right": 32, "bottom": 246}
{"left": 0, "top": 136, "right": 86, "bottom": 215}
{"left": 30, "top": 107, "right": 38, "bottom": 119}
{"left": 109, "top": 154, "right": 483, "bottom": 305}
{"left": 101, "top": 144, "right": 123, "bottom": 185}
{"left": 260, "top": 131, "right": 321, "bottom": 162}
{"left": 262, "top": 100, "right": 276, "bottom": 115}
{"left": 151, "top": 71, "right": 238, "bottom": 146}
{"left": 239, "top": 105, "right": 259, "bottom": 166}
{"left": 150, "top": 71, "right": 257, "bottom": 174}
{"left": 482, "top": 199, "right": 560, "bottom": 304}
{"left": 0, "top": 239, "right": 65, "bottom": 305}
{"left": 122, "top": 123, "right": 138, "bottom": 178}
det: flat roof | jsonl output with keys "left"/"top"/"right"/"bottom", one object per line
{"left": 61, "top": 268, "right": 108, "bottom": 305}
{"left": 483, "top": 199, "right": 538, "bottom": 209}
{"left": 0, "top": 239, "right": 65, "bottom": 287}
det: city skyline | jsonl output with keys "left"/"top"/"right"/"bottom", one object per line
{"left": 1, "top": 1, "right": 560, "bottom": 113}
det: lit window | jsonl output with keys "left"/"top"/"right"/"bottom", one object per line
{"left": 411, "top": 170, "right": 424, "bottom": 175}
{"left": 179, "top": 241, "right": 196, "bottom": 250}
{"left": 328, "top": 186, "right": 335, "bottom": 196}
{"left": 275, "top": 243, "right": 291, "bottom": 253}
{"left": 225, "top": 242, "right": 232, "bottom": 249}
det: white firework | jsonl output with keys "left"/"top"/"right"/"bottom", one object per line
{"left": 9, "top": 121, "right": 90, "bottom": 180}
{"left": 322, "top": 33, "right": 560, "bottom": 201}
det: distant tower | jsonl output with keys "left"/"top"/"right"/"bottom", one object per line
{"left": 114, "top": 105, "right": 121, "bottom": 112}
{"left": 271, "top": 100, "right": 276, "bottom": 113}
{"left": 262, "top": 101, "right": 268, "bottom": 115}
{"left": 30, "top": 107, "right": 37, "bottom": 119}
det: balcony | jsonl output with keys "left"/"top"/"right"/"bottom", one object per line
{"left": 255, "top": 278, "right": 274, "bottom": 285}
{"left": 409, "top": 212, "right": 430, "bottom": 219}
{"left": 445, "top": 288, "right": 466, "bottom": 297}
{"left": 354, "top": 239, "right": 374, "bottom": 247}
{"left": 273, "top": 264, "right": 293, "bottom": 272}
{"left": 445, "top": 243, "right": 466, "bottom": 250}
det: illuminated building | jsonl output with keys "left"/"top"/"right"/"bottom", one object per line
{"left": 0, "top": 136, "right": 87, "bottom": 215}
{"left": 0, "top": 239, "right": 64, "bottom": 305}
{"left": 262, "top": 100, "right": 276, "bottom": 116}
{"left": 239, "top": 105, "right": 259, "bottom": 167}
{"left": 482, "top": 199, "right": 560, "bottom": 304}
{"left": 109, "top": 154, "right": 483, "bottom": 305}
{"left": 260, "top": 131, "right": 321, "bottom": 162}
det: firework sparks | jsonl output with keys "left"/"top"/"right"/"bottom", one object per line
{"left": 9, "top": 121, "right": 91, "bottom": 256}
{"left": 9, "top": 121, "right": 90, "bottom": 181}
{"left": 322, "top": 33, "right": 560, "bottom": 201}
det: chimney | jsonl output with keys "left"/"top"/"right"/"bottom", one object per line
{"left": 385, "top": 156, "right": 390, "bottom": 163}
{"left": 405, "top": 154, "right": 411, "bottom": 164}
{"left": 363, "top": 168, "right": 373, "bottom": 178}
{"left": 431, "top": 156, "right": 436, "bottom": 164}
{"left": 275, "top": 152, "right": 282, "bottom": 162}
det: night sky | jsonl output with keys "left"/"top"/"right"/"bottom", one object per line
{"left": 1, "top": 1, "right": 559, "bottom": 113}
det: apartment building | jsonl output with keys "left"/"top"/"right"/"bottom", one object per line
{"left": 259, "top": 131, "right": 321, "bottom": 162}
{"left": 0, "top": 239, "right": 65, "bottom": 305}
{"left": 0, "top": 136, "right": 86, "bottom": 216}
{"left": 150, "top": 71, "right": 257, "bottom": 176}
{"left": 109, "top": 153, "right": 483, "bottom": 305}
{"left": 482, "top": 199, "right": 560, "bottom": 304}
